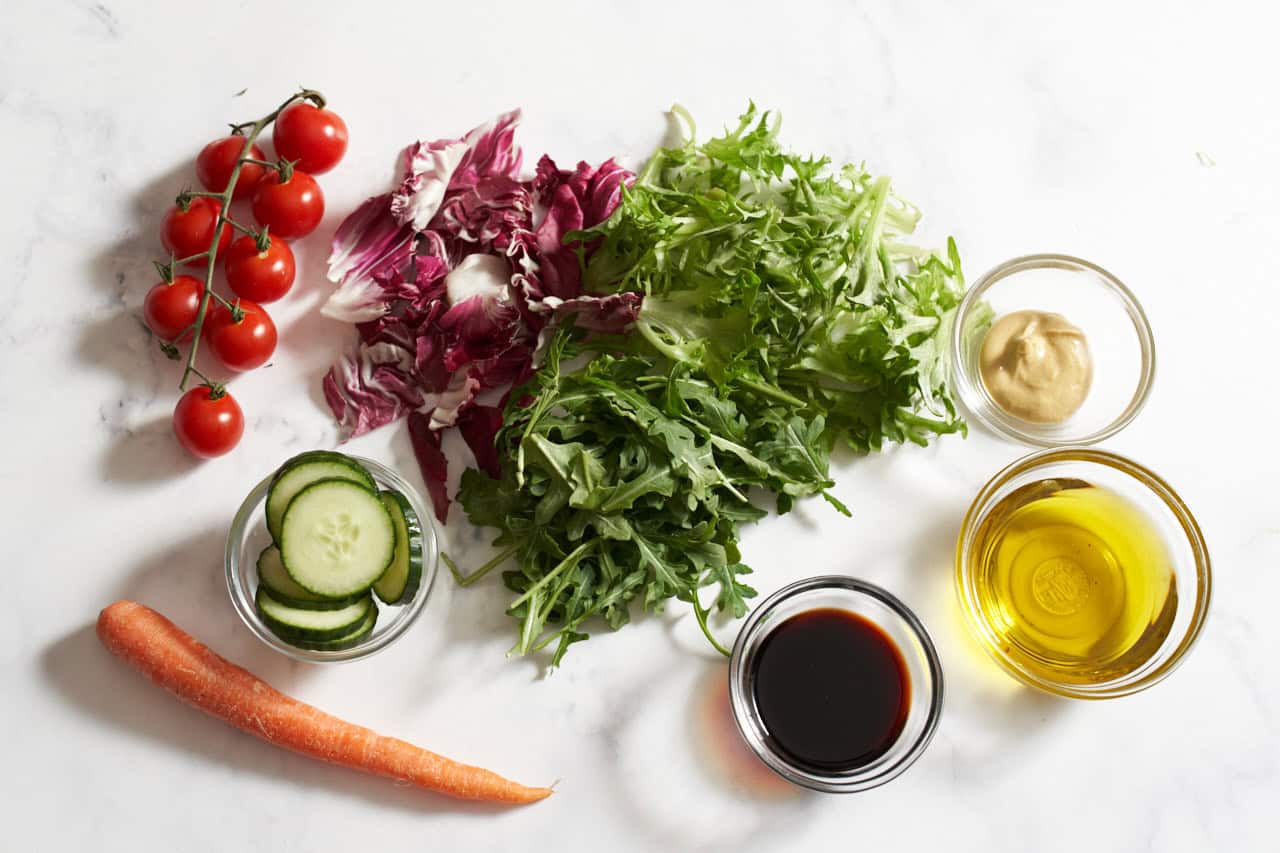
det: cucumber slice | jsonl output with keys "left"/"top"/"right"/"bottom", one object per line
{"left": 256, "top": 546, "right": 363, "bottom": 610}
{"left": 372, "top": 490, "right": 424, "bottom": 605}
{"left": 273, "top": 450, "right": 363, "bottom": 475}
{"left": 266, "top": 454, "right": 376, "bottom": 543}
{"left": 279, "top": 478, "right": 396, "bottom": 598}
{"left": 255, "top": 587, "right": 373, "bottom": 641}
{"left": 287, "top": 607, "right": 378, "bottom": 651}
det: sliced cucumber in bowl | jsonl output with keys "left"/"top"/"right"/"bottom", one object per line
{"left": 287, "top": 607, "right": 379, "bottom": 651}
{"left": 237, "top": 450, "right": 434, "bottom": 656}
{"left": 279, "top": 478, "right": 396, "bottom": 598}
{"left": 256, "top": 546, "right": 364, "bottom": 611}
{"left": 255, "top": 587, "right": 375, "bottom": 642}
{"left": 266, "top": 452, "right": 376, "bottom": 543}
{"left": 373, "top": 489, "right": 424, "bottom": 605}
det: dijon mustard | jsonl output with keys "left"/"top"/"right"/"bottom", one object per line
{"left": 979, "top": 310, "right": 1092, "bottom": 424}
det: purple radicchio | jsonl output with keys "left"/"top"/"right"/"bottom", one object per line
{"left": 321, "top": 109, "right": 637, "bottom": 521}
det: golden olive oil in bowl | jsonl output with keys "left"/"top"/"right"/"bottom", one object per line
{"left": 956, "top": 449, "right": 1211, "bottom": 699}
{"left": 968, "top": 478, "right": 1176, "bottom": 684}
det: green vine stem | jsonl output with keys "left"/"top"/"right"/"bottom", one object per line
{"left": 170, "top": 88, "right": 325, "bottom": 391}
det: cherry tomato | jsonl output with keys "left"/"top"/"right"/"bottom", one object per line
{"left": 173, "top": 386, "right": 244, "bottom": 458}
{"left": 161, "top": 198, "right": 230, "bottom": 266}
{"left": 251, "top": 170, "right": 324, "bottom": 239}
{"left": 143, "top": 275, "right": 204, "bottom": 342}
{"left": 204, "top": 300, "right": 277, "bottom": 371}
{"left": 196, "top": 137, "right": 266, "bottom": 200}
{"left": 224, "top": 235, "right": 295, "bottom": 303}
{"left": 273, "top": 102, "right": 348, "bottom": 175}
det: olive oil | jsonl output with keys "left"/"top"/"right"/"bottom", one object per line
{"left": 968, "top": 478, "right": 1177, "bottom": 684}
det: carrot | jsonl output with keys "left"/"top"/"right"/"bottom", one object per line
{"left": 96, "top": 600, "right": 552, "bottom": 805}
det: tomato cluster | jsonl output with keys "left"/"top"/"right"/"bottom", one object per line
{"left": 145, "top": 97, "right": 348, "bottom": 458}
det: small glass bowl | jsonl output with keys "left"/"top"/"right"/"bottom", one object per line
{"left": 951, "top": 254, "right": 1156, "bottom": 446}
{"left": 225, "top": 456, "right": 439, "bottom": 663}
{"left": 955, "top": 448, "right": 1211, "bottom": 699}
{"left": 728, "top": 576, "right": 944, "bottom": 793}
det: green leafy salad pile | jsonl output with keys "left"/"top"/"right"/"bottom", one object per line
{"left": 455, "top": 105, "right": 974, "bottom": 665}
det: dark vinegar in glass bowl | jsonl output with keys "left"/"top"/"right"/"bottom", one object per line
{"left": 751, "top": 608, "right": 910, "bottom": 771}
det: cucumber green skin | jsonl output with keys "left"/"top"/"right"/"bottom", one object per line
{"left": 271, "top": 450, "right": 372, "bottom": 485}
{"left": 266, "top": 454, "right": 376, "bottom": 542}
{"left": 256, "top": 546, "right": 365, "bottom": 611}
{"left": 255, "top": 587, "right": 374, "bottom": 642}
{"left": 373, "top": 489, "right": 424, "bottom": 605}
{"left": 287, "top": 607, "right": 378, "bottom": 651}
{"left": 279, "top": 478, "right": 396, "bottom": 598}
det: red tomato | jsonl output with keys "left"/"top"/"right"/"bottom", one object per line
{"left": 204, "top": 300, "right": 277, "bottom": 371}
{"left": 273, "top": 103, "right": 348, "bottom": 174}
{"left": 251, "top": 170, "right": 324, "bottom": 239}
{"left": 161, "top": 198, "right": 231, "bottom": 266}
{"left": 143, "top": 275, "right": 204, "bottom": 342}
{"left": 196, "top": 137, "right": 266, "bottom": 200}
{"left": 173, "top": 386, "right": 244, "bottom": 458}
{"left": 224, "top": 235, "right": 295, "bottom": 303}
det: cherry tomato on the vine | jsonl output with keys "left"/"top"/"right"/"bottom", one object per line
{"left": 251, "top": 170, "right": 324, "bottom": 239}
{"left": 273, "top": 102, "right": 348, "bottom": 175}
{"left": 143, "top": 275, "right": 205, "bottom": 342}
{"left": 173, "top": 386, "right": 244, "bottom": 458}
{"left": 204, "top": 300, "right": 277, "bottom": 371}
{"left": 196, "top": 136, "right": 266, "bottom": 200}
{"left": 224, "top": 234, "right": 295, "bottom": 303}
{"left": 161, "top": 198, "right": 230, "bottom": 266}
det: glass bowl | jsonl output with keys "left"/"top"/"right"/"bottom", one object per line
{"left": 955, "top": 448, "right": 1211, "bottom": 699}
{"left": 225, "top": 456, "right": 439, "bottom": 663}
{"left": 951, "top": 254, "right": 1156, "bottom": 446}
{"left": 728, "top": 576, "right": 944, "bottom": 793}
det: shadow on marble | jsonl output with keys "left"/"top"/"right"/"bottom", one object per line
{"left": 896, "top": 503, "right": 1073, "bottom": 779}
{"left": 605, "top": 659, "right": 814, "bottom": 851}
{"left": 75, "top": 158, "right": 223, "bottom": 388}
{"left": 276, "top": 282, "right": 347, "bottom": 357}
{"left": 39, "top": 528, "right": 517, "bottom": 817}
{"left": 98, "top": 414, "right": 201, "bottom": 485}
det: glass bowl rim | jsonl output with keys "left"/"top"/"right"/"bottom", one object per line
{"left": 224, "top": 455, "right": 440, "bottom": 664}
{"left": 954, "top": 446, "right": 1212, "bottom": 699}
{"left": 950, "top": 253, "right": 1157, "bottom": 447}
{"left": 727, "top": 574, "right": 944, "bottom": 793}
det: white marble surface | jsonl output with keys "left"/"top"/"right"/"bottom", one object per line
{"left": 3, "top": 1, "right": 1277, "bottom": 850}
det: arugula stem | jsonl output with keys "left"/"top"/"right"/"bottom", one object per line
{"left": 443, "top": 546, "right": 519, "bottom": 588}
{"left": 506, "top": 541, "right": 593, "bottom": 611}
{"left": 690, "top": 589, "right": 731, "bottom": 657}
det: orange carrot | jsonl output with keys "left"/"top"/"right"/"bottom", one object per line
{"left": 96, "top": 600, "right": 552, "bottom": 805}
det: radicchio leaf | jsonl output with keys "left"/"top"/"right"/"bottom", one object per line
{"left": 324, "top": 193, "right": 417, "bottom": 323}
{"left": 322, "top": 110, "right": 637, "bottom": 520}
{"left": 407, "top": 411, "right": 450, "bottom": 522}
{"left": 391, "top": 139, "right": 470, "bottom": 231}
{"left": 436, "top": 176, "right": 534, "bottom": 250}
{"left": 449, "top": 109, "right": 523, "bottom": 188}
{"left": 517, "top": 156, "right": 639, "bottom": 330}
{"left": 457, "top": 404, "right": 504, "bottom": 478}
{"left": 551, "top": 290, "right": 644, "bottom": 333}
{"left": 323, "top": 340, "right": 419, "bottom": 438}
{"left": 532, "top": 156, "right": 630, "bottom": 299}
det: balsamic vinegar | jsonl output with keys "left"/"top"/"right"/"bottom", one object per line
{"left": 751, "top": 608, "right": 910, "bottom": 771}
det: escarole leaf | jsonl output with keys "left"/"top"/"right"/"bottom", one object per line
{"left": 457, "top": 104, "right": 983, "bottom": 666}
